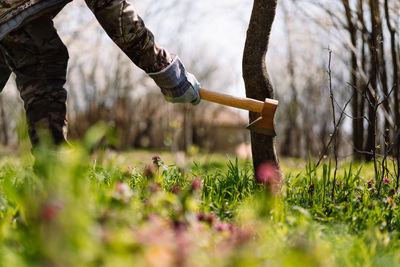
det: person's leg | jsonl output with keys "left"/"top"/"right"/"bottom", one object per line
{"left": 0, "top": 50, "right": 11, "bottom": 92}
{"left": 85, "top": 0, "right": 171, "bottom": 73}
{"left": 0, "top": 14, "right": 69, "bottom": 146}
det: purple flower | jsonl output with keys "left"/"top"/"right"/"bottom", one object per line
{"left": 144, "top": 164, "right": 156, "bottom": 178}
{"left": 384, "top": 177, "right": 390, "bottom": 185}
{"left": 367, "top": 180, "right": 374, "bottom": 188}
{"left": 256, "top": 162, "right": 280, "bottom": 184}
{"left": 197, "top": 213, "right": 215, "bottom": 225}
{"left": 172, "top": 185, "right": 180, "bottom": 194}
{"left": 215, "top": 222, "right": 230, "bottom": 232}
{"left": 204, "top": 214, "right": 215, "bottom": 225}
{"left": 256, "top": 162, "right": 281, "bottom": 194}
{"left": 387, "top": 197, "right": 396, "bottom": 206}
{"left": 41, "top": 199, "right": 64, "bottom": 222}
{"left": 113, "top": 182, "right": 133, "bottom": 202}
{"left": 191, "top": 179, "right": 202, "bottom": 191}
{"left": 152, "top": 155, "right": 162, "bottom": 166}
{"left": 196, "top": 213, "right": 205, "bottom": 221}
{"left": 309, "top": 184, "right": 315, "bottom": 193}
{"left": 172, "top": 220, "right": 187, "bottom": 231}
{"left": 149, "top": 182, "right": 161, "bottom": 193}
{"left": 389, "top": 188, "right": 396, "bottom": 196}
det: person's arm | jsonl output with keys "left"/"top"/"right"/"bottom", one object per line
{"left": 0, "top": 50, "right": 11, "bottom": 92}
{"left": 85, "top": 0, "right": 200, "bottom": 105}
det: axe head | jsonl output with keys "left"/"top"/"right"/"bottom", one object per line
{"left": 246, "top": 98, "right": 278, "bottom": 136}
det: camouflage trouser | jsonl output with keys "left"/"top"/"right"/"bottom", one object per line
{"left": 0, "top": 0, "right": 170, "bottom": 146}
{"left": 0, "top": 50, "right": 10, "bottom": 90}
{"left": 0, "top": 13, "right": 68, "bottom": 146}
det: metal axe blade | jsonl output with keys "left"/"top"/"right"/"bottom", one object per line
{"left": 247, "top": 98, "right": 278, "bottom": 136}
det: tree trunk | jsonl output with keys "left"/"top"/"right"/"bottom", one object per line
{"left": 365, "top": 0, "right": 379, "bottom": 162}
{"left": 373, "top": 0, "right": 390, "bottom": 146}
{"left": 280, "top": 1, "right": 299, "bottom": 158}
{"left": 357, "top": 0, "right": 367, "bottom": 157}
{"left": 384, "top": 0, "right": 399, "bottom": 157}
{"left": 243, "top": 0, "right": 279, "bottom": 171}
{"left": 342, "top": 0, "right": 362, "bottom": 160}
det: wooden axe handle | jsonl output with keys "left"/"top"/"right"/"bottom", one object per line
{"left": 199, "top": 88, "right": 264, "bottom": 113}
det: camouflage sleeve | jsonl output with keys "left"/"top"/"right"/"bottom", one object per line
{"left": 85, "top": 0, "right": 171, "bottom": 73}
{"left": 0, "top": 50, "right": 11, "bottom": 92}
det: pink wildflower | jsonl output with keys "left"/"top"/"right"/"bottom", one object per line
{"left": 152, "top": 155, "right": 161, "bottom": 165}
{"left": 144, "top": 164, "right": 156, "bottom": 178}
{"left": 309, "top": 184, "right": 315, "bottom": 193}
{"left": 152, "top": 155, "right": 168, "bottom": 171}
{"left": 256, "top": 162, "right": 281, "bottom": 194}
{"left": 197, "top": 213, "right": 214, "bottom": 225}
{"left": 232, "top": 227, "right": 254, "bottom": 245}
{"left": 196, "top": 213, "right": 205, "bottom": 221}
{"left": 389, "top": 188, "right": 397, "bottom": 196}
{"left": 114, "top": 182, "right": 133, "bottom": 202}
{"left": 205, "top": 214, "right": 215, "bottom": 225}
{"left": 41, "top": 200, "right": 64, "bottom": 222}
{"left": 172, "top": 220, "right": 187, "bottom": 231}
{"left": 215, "top": 222, "right": 230, "bottom": 232}
{"left": 384, "top": 177, "right": 390, "bottom": 185}
{"left": 191, "top": 179, "right": 202, "bottom": 191}
{"left": 387, "top": 197, "right": 396, "bottom": 206}
{"left": 171, "top": 185, "right": 180, "bottom": 194}
{"left": 149, "top": 182, "right": 161, "bottom": 193}
{"left": 256, "top": 162, "right": 280, "bottom": 184}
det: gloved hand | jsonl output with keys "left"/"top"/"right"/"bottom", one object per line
{"left": 148, "top": 56, "right": 201, "bottom": 105}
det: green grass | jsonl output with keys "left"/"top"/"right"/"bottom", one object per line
{"left": 0, "top": 142, "right": 399, "bottom": 266}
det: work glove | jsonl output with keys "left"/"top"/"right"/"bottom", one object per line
{"left": 148, "top": 56, "right": 201, "bottom": 105}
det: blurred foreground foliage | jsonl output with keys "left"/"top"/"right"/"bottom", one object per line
{"left": 0, "top": 132, "right": 400, "bottom": 266}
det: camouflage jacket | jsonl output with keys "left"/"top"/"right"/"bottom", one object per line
{"left": 0, "top": 0, "right": 70, "bottom": 40}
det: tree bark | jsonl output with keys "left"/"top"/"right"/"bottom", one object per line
{"left": 280, "top": 1, "right": 299, "bottom": 158}
{"left": 373, "top": 0, "right": 390, "bottom": 146}
{"left": 243, "top": 0, "right": 279, "bottom": 171}
{"left": 342, "top": 0, "right": 362, "bottom": 160}
{"left": 384, "top": 0, "right": 399, "bottom": 157}
{"left": 365, "top": 0, "right": 379, "bottom": 162}
{"left": 356, "top": 0, "right": 367, "bottom": 158}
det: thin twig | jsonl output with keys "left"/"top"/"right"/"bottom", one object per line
{"left": 316, "top": 72, "right": 353, "bottom": 168}
{"left": 326, "top": 50, "right": 339, "bottom": 200}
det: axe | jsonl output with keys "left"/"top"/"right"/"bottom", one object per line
{"left": 198, "top": 88, "right": 278, "bottom": 136}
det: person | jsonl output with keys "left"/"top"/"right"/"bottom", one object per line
{"left": 0, "top": 0, "right": 201, "bottom": 147}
